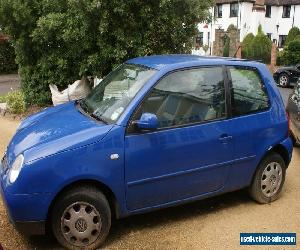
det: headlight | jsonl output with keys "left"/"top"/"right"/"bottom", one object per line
{"left": 9, "top": 154, "right": 24, "bottom": 184}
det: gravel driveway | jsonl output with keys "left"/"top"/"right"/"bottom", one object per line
{"left": 0, "top": 116, "right": 299, "bottom": 250}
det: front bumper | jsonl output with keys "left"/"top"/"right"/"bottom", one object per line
{"left": 0, "top": 160, "right": 49, "bottom": 235}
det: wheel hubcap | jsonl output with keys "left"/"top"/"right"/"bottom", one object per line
{"left": 261, "top": 162, "right": 283, "bottom": 198}
{"left": 61, "top": 202, "right": 102, "bottom": 247}
{"left": 279, "top": 75, "right": 288, "bottom": 86}
{"left": 75, "top": 218, "right": 88, "bottom": 232}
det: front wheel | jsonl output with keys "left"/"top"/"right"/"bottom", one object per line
{"left": 249, "top": 153, "right": 286, "bottom": 204}
{"left": 51, "top": 186, "right": 111, "bottom": 250}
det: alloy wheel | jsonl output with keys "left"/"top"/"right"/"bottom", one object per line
{"left": 279, "top": 75, "right": 288, "bottom": 86}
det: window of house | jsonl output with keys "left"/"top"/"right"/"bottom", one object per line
{"left": 229, "top": 67, "right": 269, "bottom": 116}
{"left": 265, "top": 5, "right": 272, "bottom": 17}
{"left": 278, "top": 35, "right": 287, "bottom": 48}
{"left": 138, "top": 67, "right": 226, "bottom": 129}
{"left": 195, "top": 32, "right": 204, "bottom": 46}
{"left": 267, "top": 33, "right": 272, "bottom": 40}
{"left": 282, "top": 5, "right": 291, "bottom": 18}
{"left": 230, "top": 3, "right": 239, "bottom": 17}
{"left": 215, "top": 4, "right": 223, "bottom": 18}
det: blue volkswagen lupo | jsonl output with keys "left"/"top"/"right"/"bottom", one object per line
{"left": 0, "top": 55, "right": 293, "bottom": 249}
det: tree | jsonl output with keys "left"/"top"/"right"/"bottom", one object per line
{"left": 285, "top": 27, "right": 300, "bottom": 46}
{"left": 0, "top": 0, "right": 213, "bottom": 105}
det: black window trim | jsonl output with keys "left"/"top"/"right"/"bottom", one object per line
{"left": 265, "top": 5, "right": 272, "bottom": 18}
{"left": 225, "top": 65, "right": 271, "bottom": 119}
{"left": 215, "top": 4, "right": 223, "bottom": 18}
{"left": 282, "top": 5, "right": 291, "bottom": 18}
{"left": 278, "top": 35, "right": 287, "bottom": 48}
{"left": 230, "top": 2, "right": 239, "bottom": 18}
{"left": 126, "top": 65, "right": 231, "bottom": 135}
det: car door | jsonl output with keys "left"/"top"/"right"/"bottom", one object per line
{"left": 224, "top": 66, "right": 272, "bottom": 190}
{"left": 124, "top": 66, "right": 234, "bottom": 211}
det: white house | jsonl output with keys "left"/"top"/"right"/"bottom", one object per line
{"left": 195, "top": 0, "right": 300, "bottom": 55}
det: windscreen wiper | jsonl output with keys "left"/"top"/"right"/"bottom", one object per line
{"left": 91, "top": 113, "right": 108, "bottom": 124}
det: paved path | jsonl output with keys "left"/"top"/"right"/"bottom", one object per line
{"left": 0, "top": 74, "right": 20, "bottom": 95}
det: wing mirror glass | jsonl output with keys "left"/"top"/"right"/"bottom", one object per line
{"left": 134, "top": 113, "right": 159, "bottom": 131}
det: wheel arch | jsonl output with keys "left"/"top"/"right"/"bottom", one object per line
{"left": 46, "top": 179, "right": 120, "bottom": 232}
{"left": 250, "top": 143, "right": 290, "bottom": 186}
{"left": 270, "top": 144, "right": 290, "bottom": 167}
{"left": 279, "top": 70, "right": 290, "bottom": 76}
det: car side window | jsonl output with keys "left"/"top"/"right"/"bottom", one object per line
{"left": 229, "top": 66, "right": 269, "bottom": 116}
{"left": 137, "top": 67, "right": 226, "bottom": 129}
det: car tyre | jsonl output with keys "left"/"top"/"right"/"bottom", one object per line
{"left": 249, "top": 153, "right": 286, "bottom": 204}
{"left": 278, "top": 73, "right": 290, "bottom": 87}
{"left": 51, "top": 186, "right": 111, "bottom": 250}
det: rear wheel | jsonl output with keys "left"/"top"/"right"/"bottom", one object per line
{"left": 51, "top": 186, "right": 111, "bottom": 250}
{"left": 249, "top": 153, "right": 286, "bottom": 204}
{"left": 278, "top": 73, "right": 289, "bottom": 87}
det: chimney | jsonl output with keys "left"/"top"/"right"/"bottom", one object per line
{"left": 253, "top": 0, "right": 265, "bottom": 12}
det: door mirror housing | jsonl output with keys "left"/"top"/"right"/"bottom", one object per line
{"left": 134, "top": 113, "right": 159, "bottom": 131}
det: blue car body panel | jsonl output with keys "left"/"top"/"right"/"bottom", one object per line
{"left": 0, "top": 55, "right": 293, "bottom": 229}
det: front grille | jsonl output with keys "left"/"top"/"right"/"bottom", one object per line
{"left": 1, "top": 154, "right": 8, "bottom": 173}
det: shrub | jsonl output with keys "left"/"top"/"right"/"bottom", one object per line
{"left": 252, "top": 25, "right": 272, "bottom": 63}
{"left": 295, "top": 35, "right": 300, "bottom": 41}
{"left": 0, "top": 0, "right": 213, "bottom": 105}
{"left": 242, "top": 33, "right": 255, "bottom": 59}
{"left": 227, "top": 24, "right": 237, "bottom": 32}
{"left": 0, "top": 40, "right": 18, "bottom": 74}
{"left": 242, "top": 26, "right": 271, "bottom": 63}
{"left": 223, "top": 36, "right": 230, "bottom": 57}
{"left": 282, "top": 39, "right": 300, "bottom": 65}
{"left": 285, "top": 27, "right": 300, "bottom": 46}
{"left": 0, "top": 94, "right": 7, "bottom": 103}
{"left": 276, "top": 50, "right": 285, "bottom": 66}
{"left": 6, "top": 90, "right": 26, "bottom": 114}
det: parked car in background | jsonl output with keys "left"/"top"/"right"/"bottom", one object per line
{"left": 274, "top": 64, "right": 300, "bottom": 87}
{"left": 287, "top": 79, "right": 300, "bottom": 145}
{"left": 0, "top": 55, "right": 293, "bottom": 250}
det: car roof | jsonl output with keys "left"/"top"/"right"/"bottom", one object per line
{"left": 126, "top": 54, "right": 258, "bottom": 70}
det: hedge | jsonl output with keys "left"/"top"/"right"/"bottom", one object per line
{"left": 0, "top": 40, "right": 18, "bottom": 74}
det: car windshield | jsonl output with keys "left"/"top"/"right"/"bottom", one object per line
{"left": 80, "top": 64, "right": 156, "bottom": 123}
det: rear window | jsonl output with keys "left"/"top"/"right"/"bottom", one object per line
{"left": 229, "top": 67, "right": 269, "bottom": 116}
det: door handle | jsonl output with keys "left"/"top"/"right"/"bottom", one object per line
{"left": 219, "top": 134, "right": 233, "bottom": 143}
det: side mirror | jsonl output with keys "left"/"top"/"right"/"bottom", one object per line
{"left": 134, "top": 113, "right": 159, "bottom": 131}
